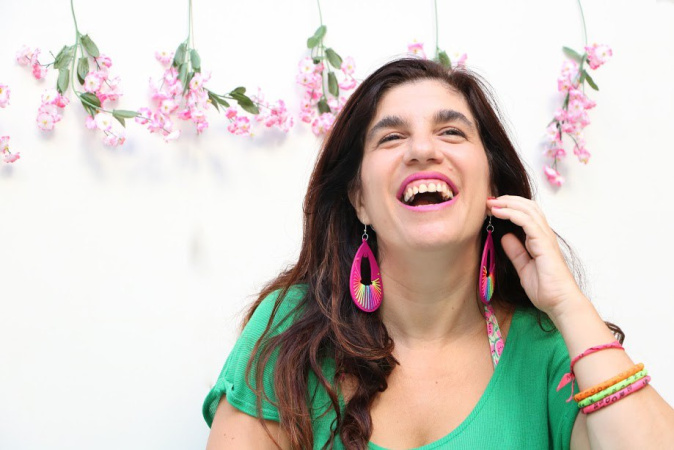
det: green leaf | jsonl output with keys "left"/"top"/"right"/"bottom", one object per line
{"left": 113, "top": 115, "right": 126, "bottom": 127}
{"left": 312, "top": 57, "right": 322, "bottom": 64}
{"left": 583, "top": 71, "right": 599, "bottom": 91}
{"left": 317, "top": 98, "right": 330, "bottom": 114}
{"left": 325, "top": 48, "right": 343, "bottom": 69}
{"left": 57, "top": 68, "right": 70, "bottom": 94}
{"left": 173, "top": 42, "right": 187, "bottom": 67}
{"left": 80, "top": 34, "right": 100, "bottom": 58}
{"left": 230, "top": 92, "right": 259, "bottom": 114}
{"left": 328, "top": 71, "right": 339, "bottom": 97}
{"left": 190, "top": 49, "right": 201, "bottom": 71}
{"left": 307, "top": 25, "right": 327, "bottom": 48}
{"left": 184, "top": 71, "right": 195, "bottom": 90}
{"left": 77, "top": 57, "right": 89, "bottom": 85}
{"left": 177, "top": 63, "right": 188, "bottom": 87}
{"left": 54, "top": 45, "right": 75, "bottom": 70}
{"left": 112, "top": 109, "right": 139, "bottom": 118}
{"left": 80, "top": 91, "right": 101, "bottom": 109}
{"left": 231, "top": 86, "right": 246, "bottom": 95}
{"left": 562, "top": 46, "right": 583, "bottom": 63}
{"left": 437, "top": 50, "right": 451, "bottom": 68}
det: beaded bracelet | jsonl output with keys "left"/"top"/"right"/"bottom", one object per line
{"left": 573, "top": 363, "right": 644, "bottom": 402}
{"left": 581, "top": 376, "right": 651, "bottom": 414}
{"left": 557, "top": 341, "right": 625, "bottom": 402}
{"left": 577, "top": 369, "right": 648, "bottom": 408}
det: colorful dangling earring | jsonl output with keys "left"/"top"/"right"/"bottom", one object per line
{"left": 349, "top": 225, "right": 383, "bottom": 312}
{"left": 479, "top": 215, "right": 503, "bottom": 367}
{"left": 479, "top": 216, "right": 496, "bottom": 305}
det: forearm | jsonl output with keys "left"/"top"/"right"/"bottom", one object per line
{"left": 550, "top": 294, "right": 674, "bottom": 449}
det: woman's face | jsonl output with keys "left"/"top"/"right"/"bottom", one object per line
{"left": 352, "top": 79, "right": 492, "bottom": 255}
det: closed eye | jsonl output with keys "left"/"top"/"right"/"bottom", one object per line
{"left": 441, "top": 128, "right": 465, "bottom": 138}
{"left": 379, "top": 133, "right": 404, "bottom": 144}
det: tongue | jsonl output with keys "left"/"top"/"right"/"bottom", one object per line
{"left": 411, "top": 192, "right": 441, "bottom": 206}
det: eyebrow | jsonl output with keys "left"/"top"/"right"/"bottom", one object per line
{"left": 366, "top": 108, "right": 476, "bottom": 143}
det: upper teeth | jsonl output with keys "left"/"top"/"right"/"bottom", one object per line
{"left": 403, "top": 181, "right": 454, "bottom": 203}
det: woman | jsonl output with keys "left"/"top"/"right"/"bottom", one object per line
{"left": 203, "top": 58, "right": 674, "bottom": 449}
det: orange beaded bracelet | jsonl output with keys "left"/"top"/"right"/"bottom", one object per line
{"left": 573, "top": 363, "right": 644, "bottom": 402}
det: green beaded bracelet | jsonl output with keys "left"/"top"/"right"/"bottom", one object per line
{"left": 577, "top": 369, "right": 649, "bottom": 408}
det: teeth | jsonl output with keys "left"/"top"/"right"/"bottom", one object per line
{"left": 401, "top": 180, "right": 455, "bottom": 205}
{"left": 412, "top": 186, "right": 419, "bottom": 195}
{"left": 418, "top": 184, "right": 428, "bottom": 193}
{"left": 404, "top": 188, "right": 413, "bottom": 203}
{"left": 428, "top": 183, "right": 437, "bottom": 192}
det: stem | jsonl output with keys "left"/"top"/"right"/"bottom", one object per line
{"left": 434, "top": 0, "right": 439, "bottom": 56}
{"left": 317, "top": 0, "right": 323, "bottom": 26}
{"left": 70, "top": 0, "right": 81, "bottom": 102}
{"left": 577, "top": 0, "right": 588, "bottom": 47}
{"left": 188, "top": 0, "right": 194, "bottom": 48}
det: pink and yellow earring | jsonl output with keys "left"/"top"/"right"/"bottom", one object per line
{"left": 349, "top": 225, "right": 383, "bottom": 312}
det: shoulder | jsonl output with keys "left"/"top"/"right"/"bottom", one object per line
{"left": 508, "top": 307, "right": 569, "bottom": 370}
{"left": 243, "top": 284, "right": 308, "bottom": 338}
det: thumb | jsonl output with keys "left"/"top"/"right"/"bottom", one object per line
{"left": 501, "top": 233, "right": 532, "bottom": 277}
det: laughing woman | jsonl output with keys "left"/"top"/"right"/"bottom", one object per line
{"left": 203, "top": 59, "right": 674, "bottom": 449}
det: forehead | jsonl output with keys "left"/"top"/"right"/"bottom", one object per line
{"left": 371, "top": 79, "right": 472, "bottom": 123}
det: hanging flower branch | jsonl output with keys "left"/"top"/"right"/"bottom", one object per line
{"left": 0, "top": 83, "right": 18, "bottom": 164}
{"left": 297, "top": 0, "right": 357, "bottom": 136}
{"left": 137, "top": 0, "right": 291, "bottom": 140}
{"left": 543, "top": 1, "right": 612, "bottom": 187}
{"left": 407, "top": 1, "right": 467, "bottom": 69}
{"left": 16, "top": 1, "right": 136, "bottom": 146}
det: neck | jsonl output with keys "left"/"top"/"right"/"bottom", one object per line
{"left": 378, "top": 241, "right": 485, "bottom": 347}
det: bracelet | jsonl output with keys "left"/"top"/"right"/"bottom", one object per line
{"left": 557, "top": 341, "right": 625, "bottom": 402}
{"left": 574, "top": 363, "right": 644, "bottom": 402}
{"left": 581, "top": 375, "right": 651, "bottom": 414}
{"left": 577, "top": 369, "right": 648, "bottom": 408}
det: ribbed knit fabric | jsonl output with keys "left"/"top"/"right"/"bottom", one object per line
{"left": 203, "top": 288, "right": 579, "bottom": 449}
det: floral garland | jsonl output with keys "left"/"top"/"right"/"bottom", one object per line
{"left": 0, "top": 83, "right": 18, "bottom": 164}
{"left": 296, "top": 0, "right": 358, "bottom": 136}
{"left": 407, "top": 0, "right": 467, "bottom": 69}
{"left": 542, "top": 0, "right": 612, "bottom": 187}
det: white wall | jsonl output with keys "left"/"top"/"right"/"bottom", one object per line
{"left": 1, "top": 0, "right": 672, "bottom": 448}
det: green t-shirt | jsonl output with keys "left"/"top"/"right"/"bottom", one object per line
{"left": 203, "top": 287, "right": 579, "bottom": 449}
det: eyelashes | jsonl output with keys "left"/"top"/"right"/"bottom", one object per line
{"left": 377, "top": 128, "right": 466, "bottom": 145}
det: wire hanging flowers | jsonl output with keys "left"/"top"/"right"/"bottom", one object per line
{"left": 297, "top": 0, "right": 358, "bottom": 137}
{"left": 0, "top": 83, "right": 19, "bottom": 164}
{"left": 16, "top": 0, "right": 137, "bottom": 147}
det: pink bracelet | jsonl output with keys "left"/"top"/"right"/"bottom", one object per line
{"left": 557, "top": 341, "right": 625, "bottom": 402}
{"left": 581, "top": 376, "right": 651, "bottom": 414}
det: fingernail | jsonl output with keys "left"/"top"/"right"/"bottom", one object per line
{"left": 487, "top": 196, "right": 496, "bottom": 200}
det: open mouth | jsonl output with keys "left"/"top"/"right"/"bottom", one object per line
{"left": 400, "top": 180, "right": 456, "bottom": 207}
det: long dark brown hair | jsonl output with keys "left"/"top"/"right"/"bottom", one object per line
{"left": 243, "top": 58, "right": 622, "bottom": 449}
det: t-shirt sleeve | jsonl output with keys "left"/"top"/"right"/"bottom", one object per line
{"left": 547, "top": 330, "right": 581, "bottom": 450}
{"left": 202, "top": 287, "right": 305, "bottom": 427}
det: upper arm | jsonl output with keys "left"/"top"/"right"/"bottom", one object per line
{"left": 206, "top": 395, "right": 290, "bottom": 450}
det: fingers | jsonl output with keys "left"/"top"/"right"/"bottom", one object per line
{"left": 487, "top": 196, "right": 554, "bottom": 241}
{"left": 501, "top": 233, "right": 531, "bottom": 277}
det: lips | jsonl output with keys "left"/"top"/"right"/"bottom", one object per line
{"left": 396, "top": 171, "right": 459, "bottom": 208}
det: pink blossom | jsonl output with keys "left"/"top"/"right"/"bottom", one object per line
{"left": 227, "top": 116, "right": 251, "bottom": 135}
{"left": 544, "top": 147, "right": 566, "bottom": 159}
{"left": 84, "top": 71, "right": 105, "bottom": 93}
{"left": 338, "top": 77, "right": 357, "bottom": 91}
{"left": 311, "top": 112, "right": 335, "bottom": 136}
{"left": 95, "top": 54, "right": 113, "bottom": 69}
{"left": 0, "top": 136, "right": 9, "bottom": 153}
{"left": 545, "top": 123, "right": 561, "bottom": 145}
{"left": 544, "top": 165, "right": 565, "bottom": 186}
{"left": 3, "top": 152, "right": 20, "bottom": 163}
{"left": 36, "top": 112, "right": 56, "bottom": 131}
{"left": 225, "top": 107, "right": 238, "bottom": 119}
{"left": 0, "top": 84, "right": 10, "bottom": 108}
{"left": 452, "top": 52, "right": 468, "bottom": 68}
{"left": 341, "top": 56, "right": 356, "bottom": 76}
{"left": 85, "top": 115, "right": 97, "bottom": 129}
{"left": 32, "top": 64, "right": 48, "bottom": 80}
{"left": 155, "top": 50, "right": 174, "bottom": 66}
{"left": 298, "top": 57, "right": 315, "bottom": 74}
{"left": 16, "top": 46, "right": 34, "bottom": 66}
{"left": 408, "top": 42, "right": 426, "bottom": 59}
{"left": 585, "top": 43, "right": 612, "bottom": 70}
{"left": 557, "top": 60, "right": 579, "bottom": 92}
{"left": 94, "top": 113, "right": 113, "bottom": 131}
{"left": 103, "top": 132, "right": 125, "bottom": 147}
{"left": 163, "top": 130, "right": 181, "bottom": 142}
{"left": 314, "top": 62, "right": 325, "bottom": 74}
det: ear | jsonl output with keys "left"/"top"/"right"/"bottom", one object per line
{"left": 348, "top": 185, "right": 371, "bottom": 225}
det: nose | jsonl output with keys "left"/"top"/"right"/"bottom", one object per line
{"left": 403, "top": 134, "right": 443, "bottom": 166}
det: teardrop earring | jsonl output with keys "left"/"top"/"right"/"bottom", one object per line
{"left": 479, "top": 216, "right": 496, "bottom": 305}
{"left": 349, "top": 225, "right": 383, "bottom": 312}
